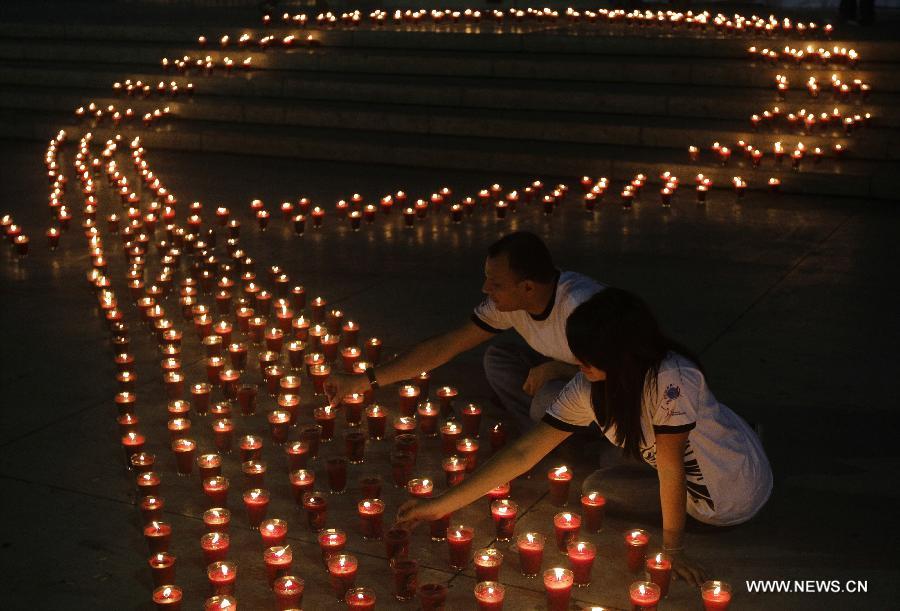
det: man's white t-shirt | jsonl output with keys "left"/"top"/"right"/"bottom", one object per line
{"left": 471, "top": 271, "right": 604, "bottom": 364}
{"left": 544, "top": 352, "right": 773, "bottom": 526}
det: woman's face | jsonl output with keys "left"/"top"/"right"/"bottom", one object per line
{"left": 578, "top": 361, "right": 607, "bottom": 382}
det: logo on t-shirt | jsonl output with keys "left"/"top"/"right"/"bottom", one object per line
{"left": 659, "top": 384, "right": 686, "bottom": 418}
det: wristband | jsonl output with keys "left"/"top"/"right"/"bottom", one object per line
{"left": 365, "top": 366, "right": 379, "bottom": 390}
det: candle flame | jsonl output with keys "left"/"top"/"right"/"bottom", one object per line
{"left": 656, "top": 552, "right": 664, "bottom": 563}
{"left": 554, "top": 567, "right": 566, "bottom": 580}
{"left": 639, "top": 583, "right": 647, "bottom": 595}
{"left": 577, "top": 542, "right": 586, "bottom": 552}
{"left": 554, "top": 466, "right": 568, "bottom": 476}
{"left": 631, "top": 530, "right": 642, "bottom": 539}
{"left": 163, "top": 587, "right": 172, "bottom": 597}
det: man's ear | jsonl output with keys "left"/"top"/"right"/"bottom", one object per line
{"left": 520, "top": 279, "right": 536, "bottom": 294}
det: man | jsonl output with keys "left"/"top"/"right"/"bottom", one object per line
{"left": 326, "top": 231, "right": 604, "bottom": 434}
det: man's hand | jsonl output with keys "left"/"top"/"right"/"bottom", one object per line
{"left": 522, "top": 361, "right": 573, "bottom": 396}
{"left": 325, "top": 372, "right": 369, "bottom": 407}
{"left": 670, "top": 551, "right": 707, "bottom": 588}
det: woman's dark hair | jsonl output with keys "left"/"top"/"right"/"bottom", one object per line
{"left": 565, "top": 288, "right": 703, "bottom": 459}
{"left": 487, "top": 232, "right": 556, "bottom": 284}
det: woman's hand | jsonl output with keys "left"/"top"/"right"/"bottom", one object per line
{"left": 324, "top": 373, "right": 369, "bottom": 407}
{"left": 395, "top": 498, "right": 446, "bottom": 530}
{"left": 669, "top": 551, "right": 707, "bottom": 588}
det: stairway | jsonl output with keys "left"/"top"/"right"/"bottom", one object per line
{"left": 0, "top": 9, "right": 897, "bottom": 199}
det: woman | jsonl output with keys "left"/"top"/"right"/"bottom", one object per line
{"left": 396, "top": 288, "right": 772, "bottom": 586}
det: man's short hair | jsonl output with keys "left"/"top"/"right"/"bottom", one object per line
{"left": 487, "top": 232, "right": 557, "bottom": 284}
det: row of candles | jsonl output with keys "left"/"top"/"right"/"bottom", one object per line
{"left": 750, "top": 106, "right": 871, "bottom": 135}
{"left": 691, "top": 140, "right": 845, "bottom": 169}
{"left": 748, "top": 44, "right": 858, "bottom": 66}
{"left": 264, "top": 7, "right": 832, "bottom": 38}
{"left": 75, "top": 102, "right": 171, "bottom": 128}
{"left": 774, "top": 73, "right": 871, "bottom": 101}
{"left": 112, "top": 79, "right": 194, "bottom": 99}
{"left": 161, "top": 55, "right": 254, "bottom": 75}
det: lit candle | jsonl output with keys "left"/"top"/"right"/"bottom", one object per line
{"left": 326, "top": 456, "right": 348, "bottom": 494}
{"left": 385, "top": 526, "right": 411, "bottom": 562}
{"left": 200, "top": 532, "right": 230, "bottom": 564}
{"left": 407, "top": 477, "right": 433, "bottom": 498}
{"left": 490, "top": 499, "right": 518, "bottom": 541}
{"left": 259, "top": 518, "right": 288, "bottom": 547}
{"left": 344, "top": 430, "right": 366, "bottom": 463}
{"left": 152, "top": 585, "right": 182, "bottom": 610}
{"left": 646, "top": 551, "right": 672, "bottom": 597}
{"left": 345, "top": 586, "right": 375, "bottom": 609}
{"left": 416, "top": 401, "right": 439, "bottom": 436}
{"left": 203, "top": 508, "right": 230, "bottom": 533}
{"left": 543, "top": 567, "right": 574, "bottom": 611}
{"left": 553, "top": 511, "right": 581, "bottom": 552}
{"left": 701, "top": 580, "right": 732, "bottom": 610}
{"left": 327, "top": 553, "right": 358, "bottom": 600}
{"left": 398, "top": 384, "right": 420, "bottom": 416}
{"left": 630, "top": 580, "right": 661, "bottom": 610}
{"left": 440, "top": 420, "right": 462, "bottom": 454}
{"left": 315, "top": 406, "right": 338, "bottom": 442}
{"left": 148, "top": 552, "right": 175, "bottom": 587}
{"left": 243, "top": 488, "right": 270, "bottom": 528}
{"left": 442, "top": 455, "right": 467, "bottom": 487}
{"left": 580, "top": 490, "right": 606, "bottom": 532}
{"left": 567, "top": 540, "right": 597, "bottom": 586}
{"left": 289, "top": 469, "right": 315, "bottom": 504}
{"left": 547, "top": 465, "right": 572, "bottom": 506}
{"left": 456, "top": 437, "right": 479, "bottom": 472}
{"left": 365, "top": 404, "right": 386, "bottom": 440}
{"left": 273, "top": 575, "right": 304, "bottom": 609}
{"left": 447, "top": 526, "right": 475, "bottom": 570}
{"left": 474, "top": 581, "right": 505, "bottom": 610}
{"left": 263, "top": 544, "right": 293, "bottom": 585}
{"left": 202, "top": 476, "right": 229, "bottom": 506}
{"left": 625, "top": 529, "right": 650, "bottom": 572}
{"left": 144, "top": 521, "right": 172, "bottom": 554}
{"left": 171, "top": 438, "right": 196, "bottom": 475}
{"left": 318, "top": 528, "right": 347, "bottom": 564}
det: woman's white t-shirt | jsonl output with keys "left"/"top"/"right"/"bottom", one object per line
{"left": 544, "top": 352, "right": 772, "bottom": 526}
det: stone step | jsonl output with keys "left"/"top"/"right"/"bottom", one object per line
{"left": 2, "top": 36, "right": 897, "bottom": 93}
{"left": 0, "top": 60, "right": 893, "bottom": 129}
{"left": 0, "top": 107, "right": 892, "bottom": 200}
{"left": 2, "top": 19, "right": 898, "bottom": 62}
{"left": 2, "top": 84, "right": 894, "bottom": 162}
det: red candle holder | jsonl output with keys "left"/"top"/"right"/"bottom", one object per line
{"left": 299, "top": 424, "right": 322, "bottom": 459}
{"left": 242, "top": 460, "right": 267, "bottom": 488}
{"left": 543, "top": 568, "right": 574, "bottom": 611}
{"left": 326, "top": 456, "right": 348, "bottom": 494}
{"left": 140, "top": 496, "right": 164, "bottom": 523}
{"left": 440, "top": 421, "right": 461, "bottom": 454}
{"left": 701, "top": 580, "right": 732, "bottom": 610}
{"left": 203, "top": 508, "right": 230, "bottom": 533}
{"left": 318, "top": 528, "right": 347, "bottom": 565}
{"left": 366, "top": 404, "right": 387, "bottom": 440}
{"left": 630, "top": 580, "right": 661, "bottom": 610}
{"left": 547, "top": 465, "right": 572, "bottom": 506}
{"left": 327, "top": 553, "right": 358, "bottom": 600}
{"left": 359, "top": 475, "right": 382, "bottom": 499}
{"left": 407, "top": 477, "right": 433, "bottom": 498}
{"left": 358, "top": 498, "right": 385, "bottom": 539}
{"left": 152, "top": 585, "right": 182, "bottom": 610}
{"left": 460, "top": 403, "right": 482, "bottom": 437}
{"left": 136, "top": 471, "right": 161, "bottom": 497}
{"left": 567, "top": 540, "right": 596, "bottom": 586}
{"left": 345, "top": 585, "right": 374, "bottom": 609}
{"left": 490, "top": 499, "right": 518, "bottom": 540}
{"left": 474, "top": 548, "right": 503, "bottom": 582}
{"left": 553, "top": 512, "right": 581, "bottom": 552}
{"left": 268, "top": 410, "right": 291, "bottom": 444}
{"left": 397, "top": 384, "right": 420, "bottom": 416}
{"left": 384, "top": 526, "right": 411, "bottom": 561}
{"left": 456, "top": 438, "right": 479, "bottom": 472}
{"left": 364, "top": 337, "right": 382, "bottom": 363}
{"left": 264, "top": 545, "right": 293, "bottom": 585}
{"left": 314, "top": 405, "right": 337, "bottom": 441}
{"left": 144, "top": 521, "right": 172, "bottom": 554}
{"left": 302, "top": 491, "right": 328, "bottom": 531}
{"left": 149, "top": 552, "right": 176, "bottom": 587}
{"left": 273, "top": 575, "right": 304, "bottom": 610}
{"left": 172, "top": 438, "right": 196, "bottom": 475}
{"left": 474, "top": 581, "right": 504, "bottom": 610}
{"left": 436, "top": 385, "right": 457, "bottom": 415}
{"left": 243, "top": 488, "right": 270, "bottom": 528}
{"left": 625, "top": 528, "right": 650, "bottom": 572}
{"left": 447, "top": 525, "right": 474, "bottom": 570}
{"left": 418, "top": 583, "right": 449, "bottom": 610}
{"left": 130, "top": 451, "right": 155, "bottom": 473}
{"left": 391, "top": 558, "right": 419, "bottom": 601}
{"left": 581, "top": 491, "right": 606, "bottom": 531}
{"left": 285, "top": 441, "right": 309, "bottom": 470}
{"left": 289, "top": 469, "right": 315, "bottom": 504}
{"left": 646, "top": 551, "right": 672, "bottom": 597}
{"left": 190, "top": 383, "right": 212, "bottom": 415}
{"left": 238, "top": 434, "right": 263, "bottom": 462}
{"left": 200, "top": 533, "right": 230, "bottom": 564}
{"left": 122, "top": 433, "right": 146, "bottom": 467}
{"left": 202, "top": 476, "right": 229, "bottom": 506}
{"left": 259, "top": 518, "right": 288, "bottom": 547}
